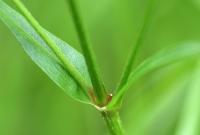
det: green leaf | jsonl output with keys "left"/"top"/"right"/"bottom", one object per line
{"left": 0, "top": 0, "right": 92, "bottom": 104}
{"left": 175, "top": 62, "right": 200, "bottom": 135}
{"left": 107, "top": 42, "right": 200, "bottom": 109}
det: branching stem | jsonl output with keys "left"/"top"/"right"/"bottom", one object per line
{"left": 14, "top": 0, "right": 125, "bottom": 134}
{"left": 66, "top": 1, "right": 125, "bottom": 134}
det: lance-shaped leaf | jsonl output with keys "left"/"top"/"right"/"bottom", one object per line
{"left": 108, "top": 42, "right": 200, "bottom": 109}
{"left": 0, "top": 0, "right": 92, "bottom": 104}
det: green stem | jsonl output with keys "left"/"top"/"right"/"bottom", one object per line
{"left": 117, "top": 0, "right": 156, "bottom": 90}
{"left": 66, "top": 1, "right": 124, "bottom": 134}
{"left": 67, "top": 0, "right": 107, "bottom": 105}
{"left": 13, "top": 0, "right": 90, "bottom": 99}
{"left": 102, "top": 112, "right": 125, "bottom": 135}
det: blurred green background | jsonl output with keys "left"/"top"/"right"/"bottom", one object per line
{"left": 1, "top": 0, "right": 200, "bottom": 135}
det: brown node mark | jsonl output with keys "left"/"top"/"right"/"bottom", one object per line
{"left": 89, "top": 88, "right": 113, "bottom": 107}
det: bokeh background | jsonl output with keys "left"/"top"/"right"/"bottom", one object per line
{"left": 0, "top": 0, "right": 200, "bottom": 135}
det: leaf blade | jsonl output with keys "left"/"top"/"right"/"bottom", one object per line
{"left": 0, "top": 0, "right": 92, "bottom": 104}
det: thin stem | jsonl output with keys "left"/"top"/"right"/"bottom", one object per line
{"left": 102, "top": 112, "right": 125, "bottom": 135}
{"left": 117, "top": 0, "right": 156, "bottom": 90}
{"left": 67, "top": 0, "right": 107, "bottom": 105}
{"left": 13, "top": 0, "right": 90, "bottom": 99}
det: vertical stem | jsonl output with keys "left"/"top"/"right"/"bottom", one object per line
{"left": 102, "top": 112, "right": 125, "bottom": 135}
{"left": 66, "top": 1, "right": 125, "bottom": 134}
{"left": 67, "top": 0, "right": 107, "bottom": 105}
